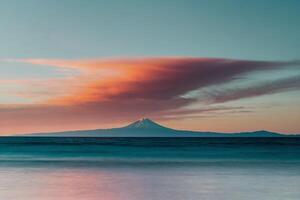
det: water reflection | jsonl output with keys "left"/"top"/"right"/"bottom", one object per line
{"left": 0, "top": 162, "right": 300, "bottom": 200}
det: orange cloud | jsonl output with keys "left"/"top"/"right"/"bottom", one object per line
{"left": 0, "top": 57, "right": 299, "bottom": 134}
{"left": 16, "top": 57, "right": 297, "bottom": 105}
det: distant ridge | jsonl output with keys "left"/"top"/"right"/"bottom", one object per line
{"left": 25, "top": 118, "right": 294, "bottom": 137}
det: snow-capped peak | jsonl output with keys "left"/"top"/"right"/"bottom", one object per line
{"left": 125, "top": 118, "right": 167, "bottom": 129}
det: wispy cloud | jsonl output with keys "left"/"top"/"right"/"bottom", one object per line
{"left": 0, "top": 57, "right": 299, "bottom": 134}
{"left": 206, "top": 76, "right": 300, "bottom": 103}
{"left": 10, "top": 57, "right": 299, "bottom": 103}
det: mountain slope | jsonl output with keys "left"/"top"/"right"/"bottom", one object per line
{"left": 124, "top": 118, "right": 168, "bottom": 129}
{"left": 26, "top": 118, "right": 288, "bottom": 137}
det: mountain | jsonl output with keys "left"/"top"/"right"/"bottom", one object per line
{"left": 124, "top": 118, "right": 168, "bottom": 129}
{"left": 26, "top": 118, "right": 289, "bottom": 137}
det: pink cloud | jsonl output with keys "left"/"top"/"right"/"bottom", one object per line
{"left": 0, "top": 57, "right": 299, "bottom": 134}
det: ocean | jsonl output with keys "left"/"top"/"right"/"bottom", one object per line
{"left": 0, "top": 137, "right": 299, "bottom": 200}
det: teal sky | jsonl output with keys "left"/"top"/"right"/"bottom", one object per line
{"left": 0, "top": 0, "right": 299, "bottom": 60}
{"left": 0, "top": 0, "right": 299, "bottom": 134}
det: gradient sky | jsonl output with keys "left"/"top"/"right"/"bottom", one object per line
{"left": 0, "top": 0, "right": 299, "bottom": 135}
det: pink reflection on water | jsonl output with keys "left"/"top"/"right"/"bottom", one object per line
{"left": 2, "top": 163, "right": 298, "bottom": 200}
{"left": 0, "top": 165, "right": 208, "bottom": 200}
{"left": 0, "top": 167, "right": 146, "bottom": 200}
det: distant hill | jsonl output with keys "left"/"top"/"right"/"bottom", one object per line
{"left": 25, "top": 118, "right": 293, "bottom": 137}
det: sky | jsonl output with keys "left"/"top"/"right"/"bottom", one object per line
{"left": 0, "top": 0, "right": 299, "bottom": 135}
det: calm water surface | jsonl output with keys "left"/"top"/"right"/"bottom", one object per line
{"left": 0, "top": 137, "right": 299, "bottom": 200}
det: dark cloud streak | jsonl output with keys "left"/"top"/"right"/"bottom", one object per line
{"left": 207, "top": 76, "right": 300, "bottom": 103}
